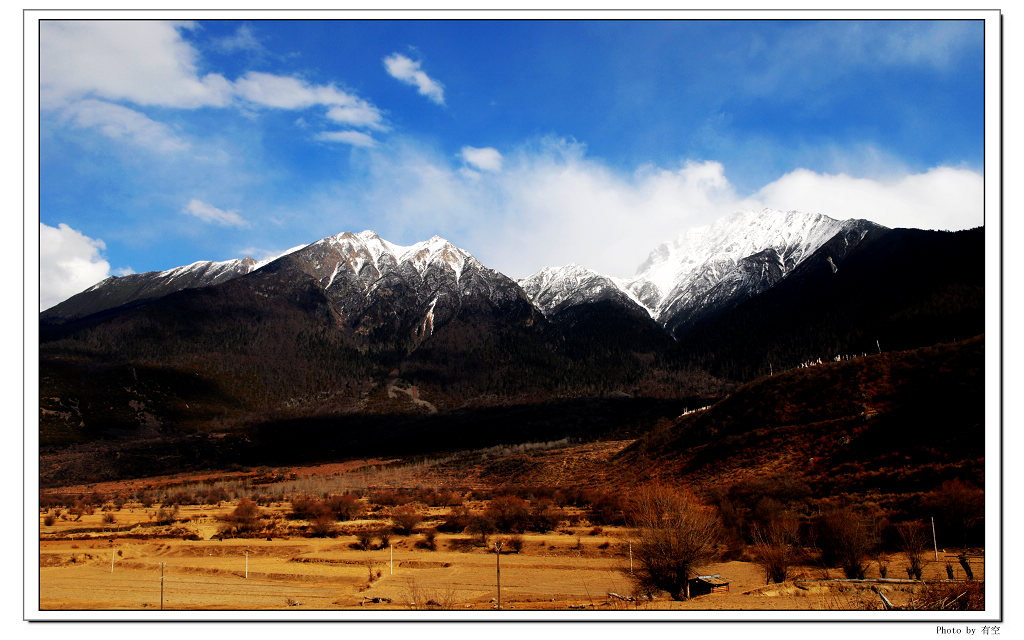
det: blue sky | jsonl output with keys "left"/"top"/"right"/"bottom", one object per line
{"left": 38, "top": 18, "right": 987, "bottom": 310}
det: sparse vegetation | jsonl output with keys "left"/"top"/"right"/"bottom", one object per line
{"left": 815, "top": 509, "right": 873, "bottom": 579}
{"left": 752, "top": 514, "right": 799, "bottom": 584}
{"left": 897, "top": 521, "right": 928, "bottom": 580}
{"left": 626, "top": 484, "right": 722, "bottom": 600}
{"left": 391, "top": 504, "right": 423, "bottom": 535}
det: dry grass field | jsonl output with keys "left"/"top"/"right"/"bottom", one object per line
{"left": 38, "top": 529, "right": 983, "bottom": 612}
{"left": 38, "top": 480, "right": 985, "bottom": 612}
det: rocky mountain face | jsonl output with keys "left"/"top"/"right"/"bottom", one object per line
{"left": 252, "top": 231, "right": 539, "bottom": 354}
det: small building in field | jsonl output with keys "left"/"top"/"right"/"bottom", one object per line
{"left": 688, "top": 575, "right": 730, "bottom": 597}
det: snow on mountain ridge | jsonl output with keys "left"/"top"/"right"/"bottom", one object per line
{"left": 517, "top": 209, "right": 854, "bottom": 322}
{"left": 519, "top": 263, "right": 650, "bottom": 318}
{"left": 316, "top": 231, "right": 478, "bottom": 286}
{"left": 629, "top": 209, "right": 849, "bottom": 320}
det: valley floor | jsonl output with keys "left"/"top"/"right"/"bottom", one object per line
{"left": 37, "top": 514, "right": 983, "bottom": 614}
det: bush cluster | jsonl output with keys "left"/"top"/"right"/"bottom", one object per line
{"left": 291, "top": 494, "right": 364, "bottom": 522}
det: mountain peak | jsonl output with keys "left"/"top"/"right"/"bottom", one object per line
{"left": 628, "top": 208, "right": 852, "bottom": 319}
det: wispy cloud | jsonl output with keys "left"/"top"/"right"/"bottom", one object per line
{"left": 60, "top": 99, "right": 189, "bottom": 152}
{"left": 213, "top": 24, "right": 264, "bottom": 54}
{"left": 383, "top": 53, "right": 445, "bottom": 105}
{"left": 183, "top": 199, "right": 248, "bottom": 227}
{"left": 316, "top": 130, "right": 378, "bottom": 148}
{"left": 232, "top": 71, "right": 385, "bottom": 130}
{"left": 39, "top": 222, "right": 111, "bottom": 310}
{"left": 461, "top": 146, "right": 503, "bottom": 172}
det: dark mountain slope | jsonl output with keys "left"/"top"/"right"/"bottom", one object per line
{"left": 621, "top": 336, "right": 985, "bottom": 514}
{"left": 672, "top": 226, "right": 984, "bottom": 381}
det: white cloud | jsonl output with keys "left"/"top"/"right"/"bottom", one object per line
{"left": 40, "top": 21, "right": 233, "bottom": 109}
{"left": 461, "top": 146, "right": 503, "bottom": 172}
{"left": 39, "top": 223, "right": 111, "bottom": 311}
{"left": 183, "top": 199, "right": 248, "bottom": 227}
{"left": 316, "top": 130, "right": 378, "bottom": 148}
{"left": 383, "top": 53, "right": 445, "bottom": 105}
{"left": 327, "top": 138, "right": 982, "bottom": 280}
{"left": 753, "top": 166, "right": 984, "bottom": 231}
{"left": 215, "top": 24, "right": 263, "bottom": 54}
{"left": 232, "top": 72, "right": 384, "bottom": 129}
{"left": 41, "top": 21, "right": 387, "bottom": 137}
{"left": 60, "top": 99, "right": 189, "bottom": 152}
{"left": 325, "top": 104, "right": 387, "bottom": 130}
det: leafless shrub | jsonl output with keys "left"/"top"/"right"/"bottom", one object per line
{"left": 626, "top": 484, "right": 722, "bottom": 600}
{"left": 486, "top": 495, "right": 531, "bottom": 533}
{"left": 503, "top": 534, "right": 524, "bottom": 554}
{"left": 816, "top": 509, "right": 872, "bottom": 579}
{"left": 327, "top": 494, "right": 364, "bottom": 520}
{"left": 391, "top": 504, "right": 423, "bottom": 535}
{"left": 355, "top": 529, "right": 375, "bottom": 551}
{"left": 468, "top": 514, "right": 496, "bottom": 546}
{"left": 897, "top": 521, "right": 929, "bottom": 580}
{"left": 438, "top": 505, "right": 473, "bottom": 533}
{"left": 218, "top": 499, "right": 263, "bottom": 537}
{"left": 752, "top": 514, "right": 799, "bottom": 584}
{"left": 309, "top": 514, "right": 337, "bottom": 537}
{"left": 416, "top": 528, "right": 438, "bottom": 551}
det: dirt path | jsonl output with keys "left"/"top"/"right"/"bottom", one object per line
{"left": 386, "top": 380, "right": 438, "bottom": 414}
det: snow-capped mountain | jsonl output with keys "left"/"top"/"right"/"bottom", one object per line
{"left": 42, "top": 245, "right": 310, "bottom": 321}
{"left": 45, "top": 209, "right": 880, "bottom": 345}
{"left": 42, "top": 256, "right": 262, "bottom": 320}
{"left": 514, "top": 209, "right": 881, "bottom": 336}
{"left": 258, "top": 230, "right": 534, "bottom": 346}
{"left": 628, "top": 209, "right": 856, "bottom": 322}
{"left": 517, "top": 264, "right": 647, "bottom": 318}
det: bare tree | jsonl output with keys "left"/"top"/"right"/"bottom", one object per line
{"left": 626, "top": 484, "right": 722, "bottom": 600}
{"left": 752, "top": 514, "right": 800, "bottom": 584}
{"left": 897, "top": 521, "right": 929, "bottom": 580}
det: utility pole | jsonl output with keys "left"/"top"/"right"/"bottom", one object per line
{"left": 494, "top": 541, "right": 502, "bottom": 610}
{"left": 629, "top": 541, "right": 633, "bottom": 574}
{"left": 931, "top": 517, "right": 939, "bottom": 561}
{"left": 111, "top": 546, "right": 115, "bottom": 573}
{"left": 390, "top": 544, "right": 393, "bottom": 575}
{"left": 245, "top": 550, "right": 249, "bottom": 579}
{"left": 160, "top": 562, "right": 166, "bottom": 610}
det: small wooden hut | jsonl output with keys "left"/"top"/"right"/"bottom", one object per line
{"left": 688, "top": 574, "right": 730, "bottom": 597}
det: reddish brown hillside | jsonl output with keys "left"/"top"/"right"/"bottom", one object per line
{"left": 619, "top": 336, "right": 985, "bottom": 513}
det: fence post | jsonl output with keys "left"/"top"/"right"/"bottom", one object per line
{"left": 494, "top": 541, "right": 502, "bottom": 610}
